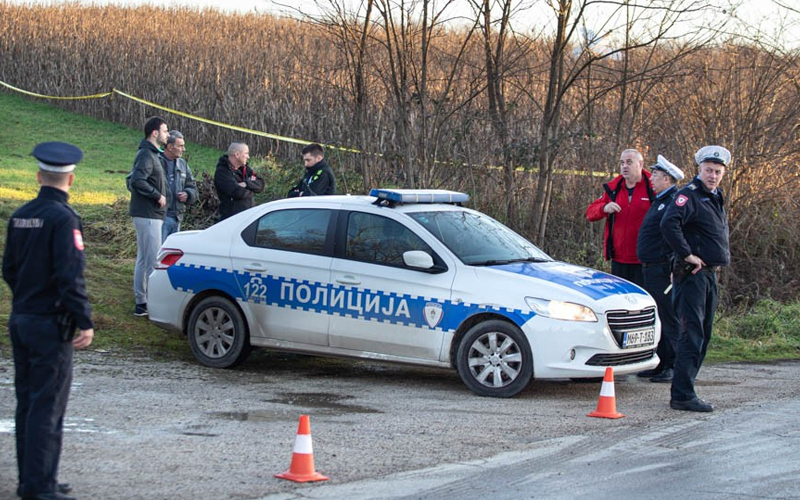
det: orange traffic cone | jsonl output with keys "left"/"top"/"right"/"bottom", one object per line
{"left": 587, "top": 367, "right": 625, "bottom": 419}
{"left": 275, "top": 415, "right": 329, "bottom": 482}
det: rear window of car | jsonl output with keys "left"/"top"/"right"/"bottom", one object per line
{"left": 251, "top": 209, "right": 331, "bottom": 255}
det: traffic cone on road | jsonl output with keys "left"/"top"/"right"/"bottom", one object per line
{"left": 587, "top": 367, "right": 625, "bottom": 419}
{"left": 275, "top": 415, "right": 329, "bottom": 482}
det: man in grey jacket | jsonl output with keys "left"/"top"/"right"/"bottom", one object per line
{"left": 129, "top": 116, "right": 168, "bottom": 317}
{"left": 160, "top": 130, "right": 197, "bottom": 242}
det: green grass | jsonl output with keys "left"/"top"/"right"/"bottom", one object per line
{"left": 0, "top": 91, "right": 261, "bottom": 361}
{"left": 1, "top": 90, "right": 799, "bottom": 365}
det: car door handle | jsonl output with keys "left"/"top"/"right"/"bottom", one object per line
{"left": 336, "top": 275, "right": 361, "bottom": 285}
{"left": 244, "top": 263, "right": 267, "bottom": 272}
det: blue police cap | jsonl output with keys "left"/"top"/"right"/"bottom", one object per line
{"left": 31, "top": 141, "right": 84, "bottom": 173}
{"left": 694, "top": 145, "right": 731, "bottom": 167}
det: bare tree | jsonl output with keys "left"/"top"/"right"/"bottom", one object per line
{"left": 527, "top": 0, "right": 716, "bottom": 243}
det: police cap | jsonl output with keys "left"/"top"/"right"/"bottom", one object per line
{"left": 694, "top": 145, "right": 731, "bottom": 167}
{"left": 651, "top": 154, "right": 684, "bottom": 181}
{"left": 31, "top": 141, "right": 84, "bottom": 173}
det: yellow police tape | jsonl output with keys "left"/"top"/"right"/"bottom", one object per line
{"left": 0, "top": 80, "right": 112, "bottom": 100}
{"left": 1, "top": 79, "right": 608, "bottom": 177}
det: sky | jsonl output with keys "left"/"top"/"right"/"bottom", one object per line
{"left": 4, "top": 0, "right": 799, "bottom": 49}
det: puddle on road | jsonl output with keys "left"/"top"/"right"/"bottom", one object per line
{"left": 210, "top": 392, "right": 381, "bottom": 422}
{"left": 267, "top": 392, "right": 382, "bottom": 415}
{"left": 0, "top": 417, "right": 111, "bottom": 434}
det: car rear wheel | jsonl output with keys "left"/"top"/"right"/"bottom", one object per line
{"left": 188, "top": 296, "right": 251, "bottom": 368}
{"left": 456, "top": 320, "right": 533, "bottom": 398}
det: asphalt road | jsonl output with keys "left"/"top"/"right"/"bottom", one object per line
{"left": 1, "top": 349, "right": 798, "bottom": 500}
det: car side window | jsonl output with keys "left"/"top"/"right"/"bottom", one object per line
{"left": 346, "top": 212, "right": 432, "bottom": 267}
{"left": 253, "top": 209, "right": 331, "bottom": 255}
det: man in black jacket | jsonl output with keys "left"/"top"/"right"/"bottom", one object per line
{"left": 661, "top": 145, "right": 731, "bottom": 413}
{"left": 214, "top": 142, "right": 265, "bottom": 220}
{"left": 4, "top": 141, "right": 94, "bottom": 500}
{"left": 287, "top": 143, "right": 336, "bottom": 197}
{"left": 635, "top": 155, "right": 684, "bottom": 383}
{"left": 130, "top": 116, "right": 169, "bottom": 317}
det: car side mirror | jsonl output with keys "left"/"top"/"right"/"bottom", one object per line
{"left": 403, "top": 250, "right": 434, "bottom": 270}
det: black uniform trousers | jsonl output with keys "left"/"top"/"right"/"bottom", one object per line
{"left": 670, "top": 268, "right": 718, "bottom": 402}
{"left": 642, "top": 262, "right": 678, "bottom": 370}
{"left": 9, "top": 313, "right": 74, "bottom": 496}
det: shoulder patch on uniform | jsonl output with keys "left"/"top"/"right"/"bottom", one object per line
{"left": 73, "top": 229, "right": 85, "bottom": 251}
{"left": 688, "top": 183, "right": 697, "bottom": 190}
{"left": 676, "top": 195, "right": 688, "bottom": 207}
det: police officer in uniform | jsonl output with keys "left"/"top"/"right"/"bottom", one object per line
{"left": 287, "top": 143, "right": 336, "bottom": 198}
{"left": 635, "top": 155, "right": 684, "bottom": 383}
{"left": 660, "top": 145, "right": 731, "bottom": 412}
{"left": 3, "top": 142, "right": 95, "bottom": 500}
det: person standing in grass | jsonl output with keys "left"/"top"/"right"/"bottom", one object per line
{"left": 129, "top": 116, "right": 169, "bottom": 317}
{"left": 3, "top": 141, "right": 94, "bottom": 500}
{"left": 287, "top": 143, "right": 336, "bottom": 197}
{"left": 160, "top": 130, "right": 197, "bottom": 242}
{"left": 214, "top": 142, "right": 264, "bottom": 220}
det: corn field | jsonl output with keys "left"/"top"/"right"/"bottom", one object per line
{"left": 1, "top": 2, "right": 799, "bottom": 306}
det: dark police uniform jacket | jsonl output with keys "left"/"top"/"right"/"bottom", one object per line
{"left": 287, "top": 160, "right": 336, "bottom": 198}
{"left": 2, "top": 186, "right": 93, "bottom": 330}
{"left": 636, "top": 185, "right": 678, "bottom": 264}
{"left": 660, "top": 177, "right": 730, "bottom": 267}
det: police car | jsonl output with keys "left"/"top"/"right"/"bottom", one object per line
{"left": 148, "top": 189, "right": 659, "bottom": 397}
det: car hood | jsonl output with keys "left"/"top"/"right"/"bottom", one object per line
{"left": 481, "top": 261, "right": 652, "bottom": 312}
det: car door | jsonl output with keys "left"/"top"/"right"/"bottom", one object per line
{"left": 230, "top": 207, "right": 334, "bottom": 346}
{"left": 328, "top": 210, "right": 457, "bottom": 361}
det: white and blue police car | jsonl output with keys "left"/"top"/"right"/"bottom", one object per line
{"left": 147, "top": 189, "right": 659, "bottom": 397}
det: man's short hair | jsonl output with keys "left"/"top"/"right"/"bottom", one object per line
{"left": 620, "top": 148, "right": 643, "bottom": 162}
{"left": 144, "top": 116, "right": 167, "bottom": 138}
{"left": 227, "top": 142, "right": 248, "bottom": 156}
{"left": 167, "top": 130, "right": 184, "bottom": 145}
{"left": 39, "top": 170, "right": 71, "bottom": 186}
{"left": 302, "top": 143, "right": 324, "bottom": 157}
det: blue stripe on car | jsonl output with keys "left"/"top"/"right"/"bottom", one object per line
{"left": 167, "top": 264, "right": 537, "bottom": 332}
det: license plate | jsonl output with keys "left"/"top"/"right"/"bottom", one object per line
{"left": 622, "top": 328, "right": 655, "bottom": 348}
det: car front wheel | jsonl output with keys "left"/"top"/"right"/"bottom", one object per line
{"left": 456, "top": 320, "right": 533, "bottom": 397}
{"left": 187, "top": 296, "right": 251, "bottom": 368}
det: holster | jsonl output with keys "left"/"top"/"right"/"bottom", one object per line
{"left": 57, "top": 313, "right": 77, "bottom": 342}
{"left": 672, "top": 260, "right": 695, "bottom": 285}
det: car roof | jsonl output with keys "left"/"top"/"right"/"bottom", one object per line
{"left": 264, "top": 189, "right": 472, "bottom": 215}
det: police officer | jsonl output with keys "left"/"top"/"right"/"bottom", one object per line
{"left": 660, "top": 145, "right": 731, "bottom": 412}
{"left": 287, "top": 143, "right": 336, "bottom": 198}
{"left": 635, "top": 155, "right": 684, "bottom": 383}
{"left": 3, "top": 142, "right": 95, "bottom": 500}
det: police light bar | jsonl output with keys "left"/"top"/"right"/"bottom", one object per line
{"left": 370, "top": 189, "right": 469, "bottom": 204}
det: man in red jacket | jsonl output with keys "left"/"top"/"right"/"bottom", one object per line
{"left": 586, "top": 149, "right": 654, "bottom": 287}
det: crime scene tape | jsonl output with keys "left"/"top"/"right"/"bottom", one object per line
{"left": 0, "top": 80, "right": 112, "bottom": 100}
{"left": 1, "top": 79, "right": 608, "bottom": 177}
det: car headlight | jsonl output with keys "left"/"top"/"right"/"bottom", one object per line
{"left": 525, "top": 297, "right": 598, "bottom": 322}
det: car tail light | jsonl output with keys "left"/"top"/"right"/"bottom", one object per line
{"left": 155, "top": 248, "right": 183, "bottom": 270}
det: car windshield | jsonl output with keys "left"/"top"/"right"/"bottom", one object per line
{"left": 408, "top": 210, "right": 552, "bottom": 266}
